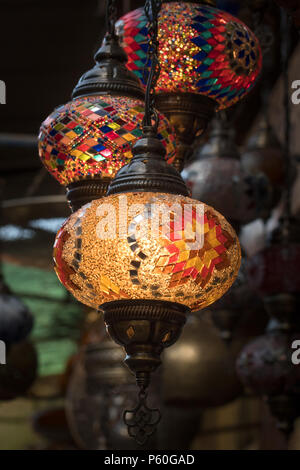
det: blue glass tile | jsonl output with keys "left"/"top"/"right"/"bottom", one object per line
{"left": 234, "top": 39, "right": 243, "bottom": 46}
{"left": 99, "top": 126, "right": 111, "bottom": 134}
{"left": 193, "top": 50, "right": 207, "bottom": 61}
{"left": 191, "top": 36, "right": 208, "bottom": 48}
{"left": 93, "top": 144, "right": 105, "bottom": 152}
{"left": 195, "top": 63, "right": 209, "bottom": 73}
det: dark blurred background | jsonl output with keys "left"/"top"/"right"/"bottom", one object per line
{"left": 0, "top": 0, "right": 299, "bottom": 451}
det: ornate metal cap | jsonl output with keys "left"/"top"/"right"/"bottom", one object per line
{"left": 72, "top": 33, "right": 144, "bottom": 100}
{"left": 107, "top": 127, "right": 190, "bottom": 197}
{"left": 66, "top": 177, "right": 112, "bottom": 213}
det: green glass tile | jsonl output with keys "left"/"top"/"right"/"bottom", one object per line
{"left": 93, "top": 154, "right": 106, "bottom": 161}
{"left": 135, "top": 49, "right": 147, "bottom": 59}
{"left": 135, "top": 60, "right": 146, "bottom": 68}
{"left": 203, "top": 58, "right": 214, "bottom": 66}
{"left": 211, "top": 83, "right": 222, "bottom": 90}
{"left": 134, "top": 34, "right": 147, "bottom": 43}
{"left": 201, "top": 31, "right": 212, "bottom": 39}
{"left": 73, "top": 126, "right": 84, "bottom": 134}
{"left": 202, "top": 44, "right": 212, "bottom": 53}
{"left": 201, "top": 71, "right": 212, "bottom": 78}
{"left": 201, "top": 21, "right": 214, "bottom": 28}
{"left": 207, "top": 78, "right": 219, "bottom": 85}
{"left": 131, "top": 128, "right": 143, "bottom": 137}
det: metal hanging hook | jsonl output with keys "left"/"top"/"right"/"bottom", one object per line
{"left": 123, "top": 383, "right": 161, "bottom": 446}
{"left": 106, "top": 0, "right": 117, "bottom": 39}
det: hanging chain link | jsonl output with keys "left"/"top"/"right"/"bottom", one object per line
{"left": 142, "top": 0, "right": 162, "bottom": 131}
{"left": 106, "top": 0, "right": 117, "bottom": 38}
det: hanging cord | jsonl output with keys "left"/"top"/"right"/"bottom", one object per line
{"left": 281, "top": 10, "right": 292, "bottom": 225}
{"left": 106, "top": 0, "right": 117, "bottom": 39}
{"left": 142, "top": 0, "right": 162, "bottom": 132}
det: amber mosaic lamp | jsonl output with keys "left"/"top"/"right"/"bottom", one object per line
{"left": 38, "top": 1, "right": 176, "bottom": 212}
{"left": 53, "top": 0, "right": 241, "bottom": 444}
{"left": 116, "top": 0, "right": 262, "bottom": 170}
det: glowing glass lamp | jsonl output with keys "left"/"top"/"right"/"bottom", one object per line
{"left": 53, "top": 127, "right": 241, "bottom": 443}
{"left": 116, "top": 0, "right": 262, "bottom": 170}
{"left": 237, "top": 318, "right": 300, "bottom": 436}
{"left": 38, "top": 34, "right": 177, "bottom": 212}
{"left": 53, "top": 0, "right": 241, "bottom": 443}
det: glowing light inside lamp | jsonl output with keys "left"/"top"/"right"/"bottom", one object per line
{"left": 116, "top": 2, "right": 262, "bottom": 109}
{"left": 53, "top": 192, "right": 241, "bottom": 311}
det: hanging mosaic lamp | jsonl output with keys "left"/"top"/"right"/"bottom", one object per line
{"left": 236, "top": 317, "right": 300, "bottom": 435}
{"left": 238, "top": 10, "right": 300, "bottom": 435}
{"left": 241, "top": 115, "right": 286, "bottom": 212}
{"left": 247, "top": 218, "right": 300, "bottom": 308}
{"left": 38, "top": 5, "right": 177, "bottom": 212}
{"left": 0, "top": 274, "right": 33, "bottom": 346}
{"left": 53, "top": 0, "right": 241, "bottom": 444}
{"left": 0, "top": 340, "right": 38, "bottom": 400}
{"left": 116, "top": 0, "right": 262, "bottom": 170}
{"left": 182, "top": 116, "right": 272, "bottom": 228}
{"left": 208, "top": 253, "right": 267, "bottom": 342}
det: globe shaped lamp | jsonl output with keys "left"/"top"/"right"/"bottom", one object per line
{"left": 236, "top": 319, "right": 300, "bottom": 435}
{"left": 53, "top": 127, "right": 241, "bottom": 443}
{"left": 208, "top": 253, "right": 267, "bottom": 342}
{"left": 0, "top": 275, "right": 34, "bottom": 347}
{"left": 247, "top": 218, "right": 300, "bottom": 322}
{"left": 38, "top": 34, "right": 177, "bottom": 212}
{"left": 182, "top": 116, "right": 272, "bottom": 227}
{"left": 241, "top": 115, "right": 286, "bottom": 212}
{"left": 116, "top": 0, "right": 262, "bottom": 170}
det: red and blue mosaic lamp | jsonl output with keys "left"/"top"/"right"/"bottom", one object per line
{"left": 116, "top": 0, "right": 262, "bottom": 169}
{"left": 38, "top": 33, "right": 177, "bottom": 212}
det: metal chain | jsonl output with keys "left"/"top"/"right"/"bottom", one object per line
{"left": 106, "top": 0, "right": 117, "bottom": 38}
{"left": 142, "top": 0, "right": 162, "bottom": 130}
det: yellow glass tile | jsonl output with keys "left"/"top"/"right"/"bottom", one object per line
{"left": 70, "top": 149, "right": 82, "bottom": 157}
{"left": 66, "top": 131, "right": 77, "bottom": 139}
{"left": 178, "top": 250, "right": 190, "bottom": 262}
{"left": 108, "top": 122, "right": 121, "bottom": 130}
{"left": 78, "top": 153, "right": 92, "bottom": 162}
{"left": 185, "top": 257, "right": 197, "bottom": 269}
{"left": 123, "top": 134, "right": 136, "bottom": 142}
{"left": 174, "top": 240, "right": 188, "bottom": 251}
{"left": 203, "top": 248, "right": 219, "bottom": 267}
{"left": 156, "top": 255, "right": 169, "bottom": 267}
{"left": 194, "top": 257, "right": 204, "bottom": 272}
